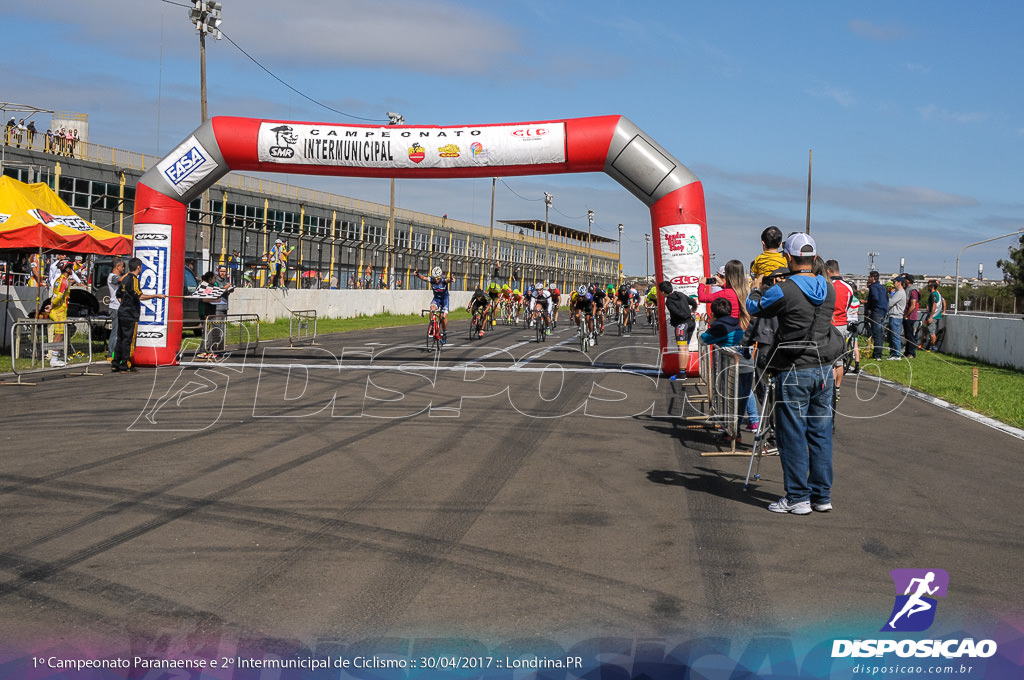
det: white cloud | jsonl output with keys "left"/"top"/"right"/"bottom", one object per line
{"left": 918, "top": 105, "right": 989, "bottom": 123}
{"left": 849, "top": 19, "right": 910, "bottom": 42}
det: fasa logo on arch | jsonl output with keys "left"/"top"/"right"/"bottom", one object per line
{"left": 882, "top": 568, "right": 948, "bottom": 632}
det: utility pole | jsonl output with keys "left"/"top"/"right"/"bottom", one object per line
{"left": 618, "top": 224, "right": 624, "bottom": 283}
{"left": 544, "top": 192, "right": 553, "bottom": 284}
{"left": 645, "top": 232, "right": 651, "bottom": 283}
{"left": 189, "top": 1, "right": 222, "bottom": 272}
{"left": 868, "top": 251, "right": 879, "bottom": 272}
{"left": 587, "top": 209, "right": 594, "bottom": 280}
{"left": 386, "top": 112, "right": 404, "bottom": 287}
{"left": 805, "top": 149, "right": 812, "bottom": 234}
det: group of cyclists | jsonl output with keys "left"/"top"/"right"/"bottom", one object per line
{"left": 414, "top": 265, "right": 653, "bottom": 345}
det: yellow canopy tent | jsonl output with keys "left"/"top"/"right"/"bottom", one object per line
{"left": 0, "top": 175, "right": 131, "bottom": 254}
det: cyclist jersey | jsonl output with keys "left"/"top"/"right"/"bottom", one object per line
{"left": 50, "top": 274, "right": 72, "bottom": 312}
{"left": 470, "top": 293, "right": 489, "bottom": 310}
{"left": 616, "top": 286, "right": 630, "bottom": 302}
{"left": 511, "top": 293, "right": 523, "bottom": 303}
{"left": 629, "top": 288, "right": 640, "bottom": 301}
{"left": 830, "top": 277, "right": 860, "bottom": 327}
{"left": 593, "top": 288, "right": 607, "bottom": 303}
{"left": 549, "top": 286, "right": 561, "bottom": 302}
{"left": 646, "top": 289, "right": 658, "bottom": 304}
{"left": 430, "top": 277, "right": 451, "bottom": 298}
{"left": 486, "top": 283, "right": 501, "bottom": 297}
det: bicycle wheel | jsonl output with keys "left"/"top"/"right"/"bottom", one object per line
{"left": 536, "top": 317, "right": 546, "bottom": 342}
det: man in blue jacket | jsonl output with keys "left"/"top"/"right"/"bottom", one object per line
{"left": 746, "top": 233, "right": 844, "bottom": 515}
{"left": 864, "top": 270, "right": 888, "bottom": 359}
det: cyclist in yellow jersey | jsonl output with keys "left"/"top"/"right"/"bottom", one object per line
{"left": 47, "top": 261, "right": 75, "bottom": 366}
{"left": 485, "top": 281, "right": 501, "bottom": 325}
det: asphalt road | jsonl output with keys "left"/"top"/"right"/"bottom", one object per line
{"left": 1, "top": 314, "right": 1020, "bottom": 662}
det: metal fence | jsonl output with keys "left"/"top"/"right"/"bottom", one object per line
{"left": 4, "top": 317, "right": 99, "bottom": 385}
{"left": 288, "top": 310, "right": 319, "bottom": 347}
{"left": 683, "top": 343, "right": 746, "bottom": 456}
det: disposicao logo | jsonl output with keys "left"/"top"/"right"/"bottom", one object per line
{"left": 883, "top": 568, "right": 948, "bottom": 632}
{"left": 831, "top": 569, "right": 998, "bottom": 660}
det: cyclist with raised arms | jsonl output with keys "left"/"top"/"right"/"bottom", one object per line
{"left": 413, "top": 266, "right": 455, "bottom": 343}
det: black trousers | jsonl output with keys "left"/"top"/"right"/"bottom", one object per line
{"left": 113, "top": 315, "right": 138, "bottom": 368}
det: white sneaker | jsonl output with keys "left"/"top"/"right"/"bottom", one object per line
{"left": 768, "top": 497, "right": 811, "bottom": 515}
{"left": 50, "top": 358, "right": 66, "bottom": 368}
{"left": 812, "top": 501, "right": 833, "bottom": 512}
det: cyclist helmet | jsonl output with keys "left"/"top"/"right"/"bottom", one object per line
{"left": 502, "top": 284, "right": 511, "bottom": 291}
{"left": 513, "top": 289, "right": 521, "bottom": 296}
{"left": 607, "top": 284, "right": 615, "bottom": 293}
{"left": 536, "top": 282, "right": 545, "bottom": 290}
{"left": 430, "top": 266, "right": 443, "bottom": 278}
{"left": 577, "top": 285, "right": 587, "bottom": 296}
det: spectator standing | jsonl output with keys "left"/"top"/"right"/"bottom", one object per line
{"left": 266, "top": 238, "right": 294, "bottom": 288}
{"left": 700, "top": 297, "right": 758, "bottom": 433}
{"left": 106, "top": 257, "right": 125, "bottom": 360}
{"left": 27, "top": 252, "right": 45, "bottom": 287}
{"left": 48, "top": 261, "right": 76, "bottom": 367}
{"left": 923, "top": 280, "right": 945, "bottom": 351}
{"left": 697, "top": 259, "right": 749, "bottom": 326}
{"left": 750, "top": 226, "right": 788, "bottom": 278}
{"left": 15, "top": 119, "right": 27, "bottom": 147}
{"left": 26, "top": 120, "right": 36, "bottom": 147}
{"left": 886, "top": 277, "right": 907, "bottom": 359}
{"left": 827, "top": 259, "right": 861, "bottom": 384}
{"left": 745, "top": 233, "right": 843, "bottom": 515}
{"left": 112, "top": 257, "right": 167, "bottom": 372}
{"left": 864, "top": 271, "right": 888, "bottom": 360}
{"left": 658, "top": 280, "right": 697, "bottom": 380}
{"left": 4, "top": 118, "right": 13, "bottom": 145}
{"left": 903, "top": 275, "right": 920, "bottom": 358}
{"left": 45, "top": 129, "right": 54, "bottom": 153}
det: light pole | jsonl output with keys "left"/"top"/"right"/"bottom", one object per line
{"left": 587, "top": 209, "right": 594, "bottom": 281}
{"left": 189, "top": 1, "right": 222, "bottom": 272}
{"left": 645, "top": 232, "right": 652, "bottom": 283}
{"left": 386, "top": 112, "right": 404, "bottom": 287}
{"left": 617, "top": 223, "right": 624, "bottom": 283}
{"left": 954, "top": 228, "right": 1024, "bottom": 314}
{"left": 543, "top": 192, "right": 553, "bottom": 284}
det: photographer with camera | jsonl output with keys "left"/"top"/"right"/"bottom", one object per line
{"left": 745, "top": 234, "right": 844, "bottom": 515}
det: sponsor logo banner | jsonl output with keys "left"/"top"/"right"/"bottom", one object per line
{"left": 133, "top": 223, "right": 172, "bottom": 348}
{"left": 659, "top": 223, "right": 705, "bottom": 348}
{"left": 257, "top": 123, "right": 567, "bottom": 170}
{"left": 157, "top": 136, "right": 218, "bottom": 196}
{"left": 27, "top": 208, "right": 94, "bottom": 231}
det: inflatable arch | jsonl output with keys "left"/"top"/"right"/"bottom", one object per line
{"left": 131, "top": 115, "right": 710, "bottom": 373}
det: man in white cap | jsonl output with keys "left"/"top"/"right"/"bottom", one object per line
{"left": 266, "top": 238, "right": 294, "bottom": 288}
{"left": 745, "top": 232, "right": 844, "bottom": 515}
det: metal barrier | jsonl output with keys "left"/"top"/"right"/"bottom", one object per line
{"left": 683, "top": 343, "right": 745, "bottom": 456}
{"left": 287, "top": 310, "right": 319, "bottom": 347}
{"left": 4, "top": 317, "right": 100, "bottom": 385}
{"left": 177, "top": 314, "right": 261, "bottom": 362}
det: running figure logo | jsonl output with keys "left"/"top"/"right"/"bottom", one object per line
{"left": 882, "top": 569, "right": 949, "bottom": 632}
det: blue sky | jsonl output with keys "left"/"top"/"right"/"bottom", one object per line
{"left": 3, "top": 0, "right": 1023, "bottom": 278}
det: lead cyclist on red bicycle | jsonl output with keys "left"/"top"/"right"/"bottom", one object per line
{"left": 414, "top": 266, "right": 455, "bottom": 343}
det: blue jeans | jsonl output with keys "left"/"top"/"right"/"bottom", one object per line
{"left": 870, "top": 312, "right": 886, "bottom": 357}
{"left": 773, "top": 366, "right": 834, "bottom": 504}
{"left": 887, "top": 316, "right": 902, "bottom": 357}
